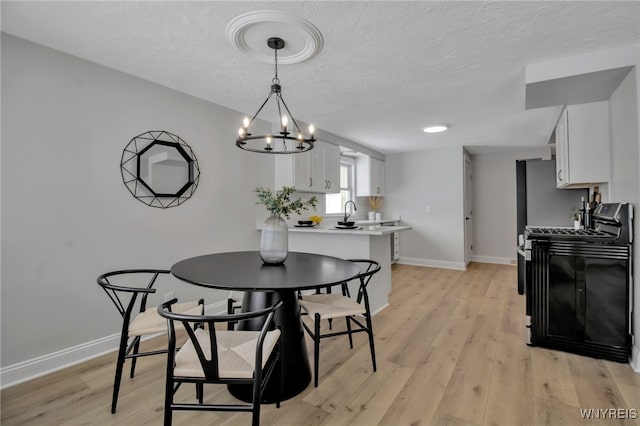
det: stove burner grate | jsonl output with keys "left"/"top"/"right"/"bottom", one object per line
{"left": 526, "top": 226, "right": 615, "bottom": 242}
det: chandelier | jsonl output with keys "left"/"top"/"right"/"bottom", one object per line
{"left": 236, "top": 37, "right": 315, "bottom": 154}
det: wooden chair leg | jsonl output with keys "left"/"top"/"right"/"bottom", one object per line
{"left": 163, "top": 373, "right": 174, "bottom": 425}
{"left": 111, "top": 332, "right": 129, "bottom": 413}
{"left": 346, "top": 316, "right": 354, "bottom": 349}
{"left": 365, "top": 314, "right": 377, "bottom": 372}
{"left": 276, "top": 350, "right": 282, "bottom": 409}
{"left": 129, "top": 336, "right": 141, "bottom": 378}
{"left": 251, "top": 374, "right": 262, "bottom": 426}
{"left": 196, "top": 383, "right": 204, "bottom": 404}
{"left": 314, "top": 313, "right": 321, "bottom": 387}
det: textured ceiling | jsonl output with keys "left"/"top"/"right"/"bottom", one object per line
{"left": 2, "top": 1, "right": 639, "bottom": 154}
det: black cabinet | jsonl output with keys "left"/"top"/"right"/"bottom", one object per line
{"left": 530, "top": 240, "right": 631, "bottom": 362}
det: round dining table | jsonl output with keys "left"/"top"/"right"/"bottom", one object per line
{"left": 170, "top": 250, "right": 360, "bottom": 402}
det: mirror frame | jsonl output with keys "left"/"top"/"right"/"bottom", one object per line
{"left": 120, "top": 131, "right": 200, "bottom": 208}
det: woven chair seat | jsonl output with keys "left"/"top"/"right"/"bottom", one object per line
{"left": 300, "top": 293, "right": 366, "bottom": 320}
{"left": 129, "top": 300, "right": 202, "bottom": 336}
{"left": 175, "top": 328, "right": 281, "bottom": 379}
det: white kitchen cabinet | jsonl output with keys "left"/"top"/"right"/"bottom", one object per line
{"left": 555, "top": 100, "right": 610, "bottom": 188}
{"left": 322, "top": 142, "right": 340, "bottom": 193}
{"left": 356, "top": 156, "right": 385, "bottom": 196}
{"left": 391, "top": 232, "right": 400, "bottom": 263}
{"left": 275, "top": 141, "right": 339, "bottom": 193}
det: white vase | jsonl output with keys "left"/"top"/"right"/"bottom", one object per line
{"left": 260, "top": 214, "right": 288, "bottom": 264}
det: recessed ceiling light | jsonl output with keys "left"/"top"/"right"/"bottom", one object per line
{"left": 423, "top": 125, "right": 448, "bottom": 133}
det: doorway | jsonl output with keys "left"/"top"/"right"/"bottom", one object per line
{"left": 464, "top": 152, "right": 473, "bottom": 266}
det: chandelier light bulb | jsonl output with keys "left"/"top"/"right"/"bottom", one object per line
{"left": 243, "top": 117, "right": 250, "bottom": 128}
{"left": 308, "top": 124, "right": 315, "bottom": 136}
{"left": 238, "top": 127, "right": 245, "bottom": 137}
{"left": 281, "top": 116, "right": 288, "bottom": 128}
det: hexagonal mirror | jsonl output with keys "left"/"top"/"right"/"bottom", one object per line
{"left": 121, "top": 131, "right": 200, "bottom": 208}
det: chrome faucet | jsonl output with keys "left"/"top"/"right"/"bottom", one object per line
{"left": 343, "top": 200, "right": 357, "bottom": 222}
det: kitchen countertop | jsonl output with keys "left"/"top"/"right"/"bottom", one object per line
{"left": 287, "top": 225, "right": 411, "bottom": 236}
{"left": 354, "top": 219, "right": 398, "bottom": 225}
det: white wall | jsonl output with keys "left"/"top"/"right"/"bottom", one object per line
{"left": 384, "top": 147, "right": 465, "bottom": 270}
{"left": 470, "top": 147, "right": 551, "bottom": 264}
{"left": 635, "top": 50, "right": 640, "bottom": 373}
{"left": 609, "top": 70, "right": 639, "bottom": 203}
{"left": 0, "top": 34, "right": 275, "bottom": 369}
{"left": 608, "top": 67, "right": 640, "bottom": 371}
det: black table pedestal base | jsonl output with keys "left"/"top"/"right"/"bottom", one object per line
{"left": 228, "top": 290, "right": 311, "bottom": 403}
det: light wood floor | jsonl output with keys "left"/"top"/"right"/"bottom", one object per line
{"left": 2, "top": 263, "right": 639, "bottom": 425}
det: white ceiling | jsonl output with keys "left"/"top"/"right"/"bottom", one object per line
{"left": 2, "top": 1, "right": 639, "bottom": 154}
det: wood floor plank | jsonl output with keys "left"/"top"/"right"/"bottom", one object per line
{"left": 320, "top": 359, "right": 413, "bottom": 426}
{"left": 378, "top": 300, "right": 478, "bottom": 426}
{"left": 430, "top": 313, "right": 502, "bottom": 426}
{"left": 2, "top": 263, "right": 639, "bottom": 426}
{"left": 567, "top": 355, "right": 638, "bottom": 426}
{"left": 482, "top": 338, "right": 534, "bottom": 426}
{"left": 302, "top": 343, "right": 375, "bottom": 412}
{"left": 530, "top": 347, "right": 581, "bottom": 409}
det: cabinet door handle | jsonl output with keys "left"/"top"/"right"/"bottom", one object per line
{"left": 557, "top": 170, "right": 563, "bottom": 181}
{"left": 327, "top": 180, "right": 331, "bottom": 189}
{"left": 377, "top": 187, "right": 380, "bottom": 194}
{"left": 309, "top": 177, "right": 312, "bottom": 187}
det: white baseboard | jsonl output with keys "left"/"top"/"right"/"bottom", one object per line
{"left": 397, "top": 257, "right": 466, "bottom": 271}
{"left": 0, "top": 301, "right": 226, "bottom": 390}
{"left": 0, "top": 333, "right": 121, "bottom": 390}
{"left": 371, "top": 303, "right": 389, "bottom": 316}
{"left": 631, "top": 345, "right": 640, "bottom": 372}
{"left": 471, "top": 255, "right": 516, "bottom": 265}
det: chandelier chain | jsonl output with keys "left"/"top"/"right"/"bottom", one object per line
{"left": 272, "top": 47, "right": 280, "bottom": 85}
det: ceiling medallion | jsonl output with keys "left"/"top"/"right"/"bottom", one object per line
{"left": 236, "top": 37, "right": 315, "bottom": 154}
{"left": 225, "top": 10, "right": 324, "bottom": 64}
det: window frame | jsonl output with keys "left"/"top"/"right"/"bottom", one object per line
{"left": 324, "top": 156, "right": 356, "bottom": 217}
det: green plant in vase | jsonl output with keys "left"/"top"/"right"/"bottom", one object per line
{"left": 255, "top": 187, "right": 317, "bottom": 264}
{"left": 254, "top": 186, "right": 317, "bottom": 218}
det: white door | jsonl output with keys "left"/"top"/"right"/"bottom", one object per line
{"left": 464, "top": 153, "right": 473, "bottom": 266}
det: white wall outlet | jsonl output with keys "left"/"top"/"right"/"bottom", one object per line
{"left": 164, "top": 292, "right": 175, "bottom": 302}
{"left": 425, "top": 206, "right": 432, "bottom": 214}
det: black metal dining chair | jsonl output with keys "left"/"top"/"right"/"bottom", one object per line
{"left": 227, "top": 290, "right": 244, "bottom": 330}
{"left": 157, "top": 298, "right": 283, "bottom": 426}
{"left": 299, "top": 259, "right": 381, "bottom": 387}
{"left": 97, "top": 269, "right": 204, "bottom": 413}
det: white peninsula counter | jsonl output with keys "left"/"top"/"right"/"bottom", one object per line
{"left": 286, "top": 224, "right": 411, "bottom": 314}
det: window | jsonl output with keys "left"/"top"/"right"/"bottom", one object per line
{"left": 325, "top": 159, "right": 355, "bottom": 216}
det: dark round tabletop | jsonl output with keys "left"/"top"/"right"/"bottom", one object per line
{"left": 171, "top": 251, "right": 360, "bottom": 291}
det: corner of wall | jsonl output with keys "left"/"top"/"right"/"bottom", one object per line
{"left": 631, "top": 344, "right": 640, "bottom": 372}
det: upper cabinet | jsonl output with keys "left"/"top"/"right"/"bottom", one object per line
{"left": 275, "top": 141, "right": 340, "bottom": 194}
{"left": 322, "top": 143, "right": 340, "bottom": 192}
{"left": 555, "top": 100, "right": 610, "bottom": 188}
{"left": 356, "top": 157, "right": 385, "bottom": 197}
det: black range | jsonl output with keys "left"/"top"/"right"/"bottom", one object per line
{"left": 524, "top": 203, "right": 634, "bottom": 363}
